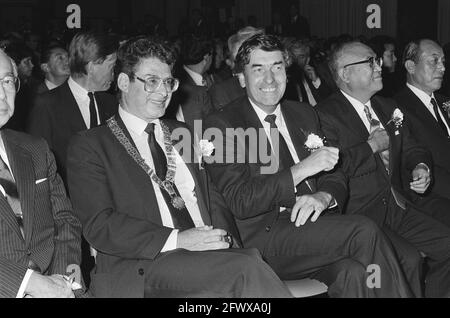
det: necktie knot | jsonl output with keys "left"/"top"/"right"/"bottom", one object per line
{"left": 264, "top": 114, "right": 277, "bottom": 128}
{"left": 363, "top": 104, "right": 380, "bottom": 129}
{"left": 145, "top": 123, "right": 156, "bottom": 135}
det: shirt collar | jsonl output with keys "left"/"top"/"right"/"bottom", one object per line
{"left": 406, "top": 83, "right": 435, "bottom": 106}
{"left": 248, "top": 98, "right": 282, "bottom": 126}
{"left": 44, "top": 79, "right": 58, "bottom": 90}
{"left": 340, "top": 89, "right": 372, "bottom": 112}
{"left": 68, "top": 76, "right": 90, "bottom": 99}
{"left": 118, "top": 105, "right": 160, "bottom": 136}
{"left": 183, "top": 65, "right": 204, "bottom": 86}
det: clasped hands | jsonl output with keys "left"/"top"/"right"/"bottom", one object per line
{"left": 367, "top": 128, "right": 430, "bottom": 194}
{"left": 177, "top": 226, "right": 232, "bottom": 251}
{"left": 24, "top": 272, "right": 75, "bottom": 298}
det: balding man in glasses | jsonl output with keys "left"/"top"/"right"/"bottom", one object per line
{"left": 317, "top": 41, "right": 450, "bottom": 297}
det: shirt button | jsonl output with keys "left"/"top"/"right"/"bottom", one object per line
{"left": 138, "top": 268, "right": 145, "bottom": 276}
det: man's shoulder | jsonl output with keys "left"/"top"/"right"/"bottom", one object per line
{"left": 3, "top": 129, "right": 49, "bottom": 152}
{"left": 316, "top": 92, "right": 345, "bottom": 113}
{"left": 206, "top": 96, "right": 247, "bottom": 125}
{"left": 34, "top": 81, "right": 71, "bottom": 107}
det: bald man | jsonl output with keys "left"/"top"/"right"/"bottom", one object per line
{"left": 0, "top": 49, "right": 84, "bottom": 298}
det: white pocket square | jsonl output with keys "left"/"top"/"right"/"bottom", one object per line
{"left": 35, "top": 178, "right": 47, "bottom": 184}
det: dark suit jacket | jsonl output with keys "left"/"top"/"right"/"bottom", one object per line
{"left": 33, "top": 81, "right": 49, "bottom": 95}
{"left": 26, "top": 81, "right": 118, "bottom": 182}
{"left": 0, "top": 130, "right": 82, "bottom": 298}
{"left": 66, "top": 116, "right": 241, "bottom": 298}
{"left": 394, "top": 87, "right": 450, "bottom": 200}
{"left": 166, "top": 68, "right": 213, "bottom": 133}
{"left": 317, "top": 92, "right": 431, "bottom": 220}
{"left": 204, "top": 97, "right": 347, "bottom": 251}
{"left": 284, "top": 64, "right": 333, "bottom": 104}
{"left": 208, "top": 76, "right": 245, "bottom": 111}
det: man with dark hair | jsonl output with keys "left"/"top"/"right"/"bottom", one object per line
{"left": 317, "top": 41, "right": 450, "bottom": 297}
{"left": 66, "top": 36, "right": 292, "bottom": 298}
{"left": 0, "top": 49, "right": 84, "bottom": 298}
{"left": 34, "top": 44, "right": 70, "bottom": 95}
{"left": 167, "top": 34, "right": 214, "bottom": 133}
{"left": 27, "top": 31, "right": 118, "bottom": 182}
{"left": 393, "top": 39, "right": 450, "bottom": 227}
{"left": 26, "top": 31, "right": 119, "bottom": 285}
{"left": 205, "top": 34, "right": 414, "bottom": 297}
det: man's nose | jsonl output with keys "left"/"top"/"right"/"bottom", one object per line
{"left": 264, "top": 70, "right": 275, "bottom": 83}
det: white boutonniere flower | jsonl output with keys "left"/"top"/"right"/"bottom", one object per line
{"left": 442, "top": 101, "right": 450, "bottom": 118}
{"left": 197, "top": 139, "right": 215, "bottom": 169}
{"left": 387, "top": 108, "right": 404, "bottom": 135}
{"left": 304, "top": 133, "right": 324, "bottom": 152}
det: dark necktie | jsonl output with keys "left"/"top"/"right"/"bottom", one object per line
{"left": 88, "top": 92, "right": 99, "bottom": 129}
{"left": 0, "top": 156, "right": 24, "bottom": 238}
{"left": 145, "top": 123, "right": 194, "bottom": 231}
{"left": 363, "top": 104, "right": 390, "bottom": 171}
{"left": 202, "top": 74, "right": 214, "bottom": 89}
{"left": 431, "top": 98, "right": 449, "bottom": 137}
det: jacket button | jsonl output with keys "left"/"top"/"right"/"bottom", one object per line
{"left": 265, "top": 226, "right": 271, "bottom": 232}
{"left": 382, "top": 198, "right": 387, "bottom": 205}
{"left": 138, "top": 268, "right": 144, "bottom": 276}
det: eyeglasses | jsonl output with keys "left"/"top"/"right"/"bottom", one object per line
{"left": 135, "top": 75, "right": 179, "bottom": 93}
{"left": 0, "top": 75, "right": 20, "bottom": 93}
{"left": 343, "top": 56, "right": 383, "bottom": 70}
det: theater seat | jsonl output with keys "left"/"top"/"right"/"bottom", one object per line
{"left": 284, "top": 279, "right": 328, "bottom": 298}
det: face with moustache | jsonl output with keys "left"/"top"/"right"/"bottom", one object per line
{"left": 0, "top": 51, "right": 16, "bottom": 128}
{"left": 121, "top": 57, "right": 173, "bottom": 122}
{"left": 408, "top": 40, "right": 445, "bottom": 95}
{"left": 341, "top": 43, "right": 383, "bottom": 99}
{"left": 238, "top": 49, "right": 287, "bottom": 114}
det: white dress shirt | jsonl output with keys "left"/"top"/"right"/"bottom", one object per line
{"left": 341, "top": 90, "right": 384, "bottom": 132}
{"left": 44, "top": 79, "right": 58, "bottom": 91}
{"left": 183, "top": 65, "right": 205, "bottom": 86}
{"left": 119, "top": 106, "right": 205, "bottom": 251}
{"left": 67, "top": 76, "right": 100, "bottom": 128}
{"left": 406, "top": 83, "right": 450, "bottom": 135}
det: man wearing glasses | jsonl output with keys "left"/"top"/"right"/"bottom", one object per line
{"left": 65, "top": 36, "right": 292, "bottom": 298}
{"left": 394, "top": 39, "right": 450, "bottom": 228}
{"left": 0, "top": 49, "right": 84, "bottom": 298}
{"left": 317, "top": 41, "right": 450, "bottom": 297}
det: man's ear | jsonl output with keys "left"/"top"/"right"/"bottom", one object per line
{"left": 117, "top": 73, "right": 130, "bottom": 93}
{"left": 404, "top": 60, "right": 416, "bottom": 74}
{"left": 237, "top": 73, "right": 246, "bottom": 88}
{"left": 340, "top": 67, "right": 350, "bottom": 84}
{"left": 40, "top": 63, "right": 49, "bottom": 74}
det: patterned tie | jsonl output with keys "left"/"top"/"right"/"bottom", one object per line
{"left": 88, "top": 92, "right": 99, "bottom": 129}
{"left": 0, "top": 156, "right": 24, "bottom": 238}
{"left": 431, "top": 98, "right": 449, "bottom": 137}
{"left": 363, "top": 105, "right": 390, "bottom": 171}
{"left": 202, "top": 74, "right": 214, "bottom": 89}
{"left": 145, "top": 123, "right": 194, "bottom": 231}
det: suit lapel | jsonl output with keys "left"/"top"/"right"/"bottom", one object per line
{"left": 336, "top": 92, "right": 370, "bottom": 139}
{"left": 113, "top": 116, "right": 164, "bottom": 225}
{"left": 2, "top": 131, "right": 35, "bottom": 244}
{"left": 61, "top": 82, "right": 88, "bottom": 131}
{"left": 281, "top": 102, "right": 309, "bottom": 161}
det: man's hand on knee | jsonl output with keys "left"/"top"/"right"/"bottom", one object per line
{"left": 290, "top": 192, "right": 332, "bottom": 227}
{"left": 24, "top": 272, "right": 75, "bottom": 298}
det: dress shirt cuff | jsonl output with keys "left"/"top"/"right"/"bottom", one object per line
{"left": 161, "top": 229, "right": 179, "bottom": 252}
{"left": 415, "top": 162, "right": 430, "bottom": 174}
{"left": 328, "top": 197, "right": 338, "bottom": 209}
{"left": 16, "top": 269, "right": 34, "bottom": 298}
{"left": 312, "top": 78, "right": 321, "bottom": 89}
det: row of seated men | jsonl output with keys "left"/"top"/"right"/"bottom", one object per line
{"left": 1, "top": 28, "right": 450, "bottom": 298}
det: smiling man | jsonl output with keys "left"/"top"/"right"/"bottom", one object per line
{"left": 65, "top": 36, "right": 292, "bottom": 298}
{"left": 317, "top": 41, "right": 450, "bottom": 297}
{"left": 205, "top": 34, "right": 414, "bottom": 297}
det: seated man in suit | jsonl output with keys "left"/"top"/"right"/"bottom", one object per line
{"left": 27, "top": 31, "right": 119, "bottom": 286}
{"left": 205, "top": 34, "right": 414, "bottom": 297}
{"left": 34, "top": 44, "right": 70, "bottom": 95}
{"left": 66, "top": 36, "right": 292, "bottom": 298}
{"left": 208, "top": 27, "right": 264, "bottom": 111}
{"left": 27, "top": 31, "right": 119, "bottom": 183}
{"left": 168, "top": 34, "right": 214, "bottom": 133}
{"left": 0, "top": 49, "right": 83, "bottom": 298}
{"left": 317, "top": 41, "right": 450, "bottom": 297}
{"left": 394, "top": 39, "right": 450, "bottom": 227}
{"left": 284, "top": 40, "right": 333, "bottom": 106}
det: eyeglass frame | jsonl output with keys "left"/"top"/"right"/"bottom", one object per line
{"left": 134, "top": 75, "right": 179, "bottom": 93}
{"left": 0, "top": 75, "right": 20, "bottom": 93}
{"left": 342, "top": 56, "right": 383, "bottom": 70}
